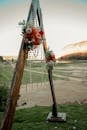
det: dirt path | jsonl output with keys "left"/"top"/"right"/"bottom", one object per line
{"left": 17, "top": 79, "right": 87, "bottom": 109}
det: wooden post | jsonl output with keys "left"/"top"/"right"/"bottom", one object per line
{"left": 48, "top": 69, "right": 57, "bottom": 117}
{"left": 0, "top": 41, "right": 27, "bottom": 130}
{"left": 47, "top": 64, "right": 66, "bottom": 122}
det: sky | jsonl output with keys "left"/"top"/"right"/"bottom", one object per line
{"left": 0, "top": 0, "right": 87, "bottom": 57}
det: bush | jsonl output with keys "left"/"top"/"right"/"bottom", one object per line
{"left": 0, "top": 56, "right": 3, "bottom": 62}
{"left": 0, "top": 85, "right": 8, "bottom": 111}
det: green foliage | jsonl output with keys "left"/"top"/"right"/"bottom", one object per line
{"left": 0, "top": 85, "right": 8, "bottom": 111}
{"left": 12, "top": 104, "right": 87, "bottom": 130}
{"left": 0, "top": 56, "right": 3, "bottom": 62}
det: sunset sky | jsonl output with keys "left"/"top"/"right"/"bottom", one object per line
{"left": 0, "top": 0, "right": 87, "bottom": 57}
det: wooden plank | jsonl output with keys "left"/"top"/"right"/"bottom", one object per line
{"left": 47, "top": 112, "right": 66, "bottom": 122}
{"left": 0, "top": 40, "right": 27, "bottom": 130}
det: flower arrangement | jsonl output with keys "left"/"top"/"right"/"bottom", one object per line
{"left": 19, "top": 20, "right": 44, "bottom": 50}
{"left": 45, "top": 49, "right": 56, "bottom": 62}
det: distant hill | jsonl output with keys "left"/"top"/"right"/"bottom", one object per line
{"left": 58, "top": 52, "right": 87, "bottom": 61}
{"left": 58, "top": 41, "right": 87, "bottom": 61}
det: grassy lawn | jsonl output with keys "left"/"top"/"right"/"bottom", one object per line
{"left": 1, "top": 60, "right": 87, "bottom": 84}
{"left": 12, "top": 104, "right": 87, "bottom": 130}
{"left": 22, "top": 70, "right": 49, "bottom": 84}
{"left": 0, "top": 61, "right": 87, "bottom": 129}
{"left": 1, "top": 60, "right": 87, "bottom": 86}
{"left": 0, "top": 61, "right": 59, "bottom": 85}
{"left": 0, "top": 62, "right": 13, "bottom": 86}
{"left": 22, "top": 69, "right": 59, "bottom": 84}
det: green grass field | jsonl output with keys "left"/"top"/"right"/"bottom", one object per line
{"left": 0, "top": 61, "right": 59, "bottom": 86}
{"left": 0, "top": 104, "right": 87, "bottom": 130}
{"left": 12, "top": 104, "right": 87, "bottom": 130}
{"left": 1, "top": 60, "right": 87, "bottom": 86}
{"left": 0, "top": 62, "right": 13, "bottom": 86}
{"left": 0, "top": 61, "right": 87, "bottom": 129}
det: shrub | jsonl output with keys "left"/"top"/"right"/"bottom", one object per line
{"left": 0, "top": 56, "right": 3, "bottom": 62}
{"left": 0, "top": 85, "right": 8, "bottom": 111}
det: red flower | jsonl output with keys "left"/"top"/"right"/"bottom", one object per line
{"left": 39, "top": 30, "right": 44, "bottom": 36}
{"left": 24, "top": 27, "right": 42, "bottom": 46}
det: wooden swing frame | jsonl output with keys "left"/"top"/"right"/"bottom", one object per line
{"left": 0, "top": 0, "right": 66, "bottom": 130}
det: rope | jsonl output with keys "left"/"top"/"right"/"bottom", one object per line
{"left": 33, "top": 47, "right": 40, "bottom": 58}
{"left": 29, "top": 60, "right": 33, "bottom": 84}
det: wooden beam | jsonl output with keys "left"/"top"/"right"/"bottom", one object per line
{"left": 0, "top": 40, "right": 27, "bottom": 130}
{"left": 48, "top": 69, "right": 57, "bottom": 117}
